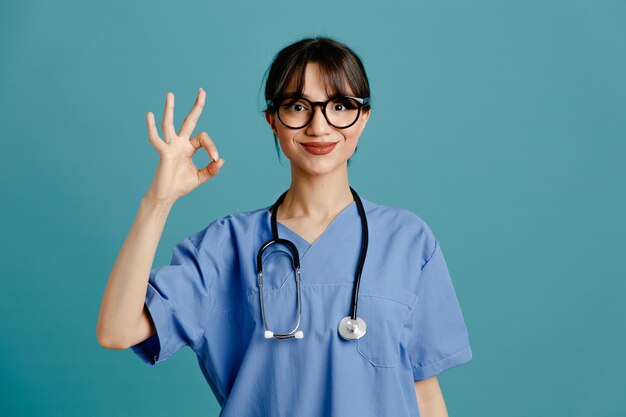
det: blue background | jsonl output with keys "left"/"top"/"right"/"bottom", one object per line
{"left": 1, "top": 0, "right": 625, "bottom": 416}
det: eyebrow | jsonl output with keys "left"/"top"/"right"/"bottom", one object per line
{"left": 283, "top": 92, "right": 338, "bottom": 100}
{"left": 284, "top": 92, "right": 318, "bottom": 99}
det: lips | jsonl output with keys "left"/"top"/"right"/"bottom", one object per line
{"left": 300, "top": 141, "right": 339, "bottom": 155}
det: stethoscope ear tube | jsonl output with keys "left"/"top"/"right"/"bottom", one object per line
{"left": 257, "top": 238, "right": 301, "bottom": 274}
{"left": 258, "top": 260, "right": 303, "bottom": 340}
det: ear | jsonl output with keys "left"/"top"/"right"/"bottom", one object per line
{"left": 356, "top": 109, "right": 371, "bottom": 135}
{"left": 265, "top": 112, "right": 277, "bottom": 134}
{"left": 361, "top": 109, "right": 371, "bottom": 125}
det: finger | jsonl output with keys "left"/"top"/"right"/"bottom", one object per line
{"left": 162, "top": 92, "right": 177, "bottom": 142}
{"left": 189, "top": 131, "right": 219, "bottom": 162}
{"left": 178, "top": 87, "right": 206, "bottom": 138}
{"left": 197, "top": 158, "right": 225, "bottom": 185}
{"left": 146, "top": 112, "right": 165, "bottom": 152}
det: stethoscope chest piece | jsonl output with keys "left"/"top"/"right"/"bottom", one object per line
{"left": 338, "top": 316, "right": 367, "bottom": 340}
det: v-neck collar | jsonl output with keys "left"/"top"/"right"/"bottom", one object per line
{"left": 265, "top": 200, "right": 358, "bottom": 261}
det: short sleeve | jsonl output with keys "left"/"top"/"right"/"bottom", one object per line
{"left": 407, "top": 237, "right": 473, "bottom": 380}
{"left": 130, "top": 235, "right": 212, "bottom": 366}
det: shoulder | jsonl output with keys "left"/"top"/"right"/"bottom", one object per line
{"left": 362, "top": 197, "right": 438, "bottom": 267}
{"left": 185, "top": 205, "right": 270, "bottom": 254}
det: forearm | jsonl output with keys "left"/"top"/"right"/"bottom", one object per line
{"left": 96, "top": 196, "right": 174, "bottom": 347}
{"left": 414, "top": 377, "right": 449, "bottom": 417}
{"left": 416, "top": 393, "right": 448, "bottom": 417}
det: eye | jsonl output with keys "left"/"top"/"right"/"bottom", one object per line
{"left": 280, "top": 98, "right": 309, "bottom": 112}
{"left": 331, "top": 98, "right": 358, "bottom": 112}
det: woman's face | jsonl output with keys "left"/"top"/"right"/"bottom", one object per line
{"left": 265, "top": 62, "right": 370, "bottom": 177}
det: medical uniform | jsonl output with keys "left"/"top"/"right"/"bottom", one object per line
{"left": 131, "top": 197, "right": 472, "bottom": 417}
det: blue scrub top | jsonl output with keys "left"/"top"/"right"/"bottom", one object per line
{"left": 131, "top": 197, "right": 472, "bottom": 416}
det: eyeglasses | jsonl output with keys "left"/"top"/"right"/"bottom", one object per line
{"left": 267, "top": 95, "right": 370, "bottom": 129}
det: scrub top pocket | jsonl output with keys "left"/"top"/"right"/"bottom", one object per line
{"left": 356, "top": 285, "right": 418, "bottom": 368}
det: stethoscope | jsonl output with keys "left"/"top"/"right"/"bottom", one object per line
{"left": 256, "top": 186, "right": 369, "bottom": 341}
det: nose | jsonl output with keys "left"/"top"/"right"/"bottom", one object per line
{"left": 305, "top": 104, "right": 332, "bottom": 135}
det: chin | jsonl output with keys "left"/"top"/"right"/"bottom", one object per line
{"left": 293, "top": 159, "right": 347, "bottom": 176}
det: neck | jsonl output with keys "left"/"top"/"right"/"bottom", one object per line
{"left": 278, "top": 164, "right": 354, "bottom": 222}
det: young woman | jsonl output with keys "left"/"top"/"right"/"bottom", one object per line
{"left": 97, "top": 36, "right": 472, "bottom": 417}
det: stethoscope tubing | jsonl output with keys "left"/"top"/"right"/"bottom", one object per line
{"left": 349, "top": 187, "right": 368, "bottom": 320}
{"left": 258, "top": 186, "right": 368, "bottom": 339}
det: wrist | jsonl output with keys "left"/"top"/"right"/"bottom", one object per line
{"left": 140, "top": 195, "right": 176, "bottom": 212}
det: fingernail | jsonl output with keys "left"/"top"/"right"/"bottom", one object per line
{"left": 212, "top": 151, "right": 219, "bottom": 161}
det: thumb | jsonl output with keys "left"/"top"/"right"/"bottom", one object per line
{"left": 197, "top": 158, "right": 224, "bottom": 185}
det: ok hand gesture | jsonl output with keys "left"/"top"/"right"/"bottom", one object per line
{"left": 144, "top": 88, "right": 224, "bottom": 206}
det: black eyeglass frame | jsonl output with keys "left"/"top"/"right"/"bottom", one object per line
{"left": 266, "top": 95, "right": 370, "bottom": 130}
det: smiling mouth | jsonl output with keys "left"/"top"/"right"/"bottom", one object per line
{"left": 299, "top": 141, "right": 339, "bottom": 155}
